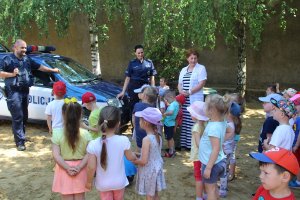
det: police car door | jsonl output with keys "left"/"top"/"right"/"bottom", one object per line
{"left": 0, "top": 80, "right": 11, "bottom": 118}
{"left": 28, "top": 76, "right": 54, "bottom": 120}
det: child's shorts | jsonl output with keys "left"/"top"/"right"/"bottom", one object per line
{"left": 201, "top": 159, "right": 226, "bottom": 184}
{"left": 193, "top": 160, "right": 202, "bottom": 181}
{"left": 164, "top": 125, "right": 175, "bottom": 140}
{"left": 99, "top": 188, "right": 125, "bottom": 200}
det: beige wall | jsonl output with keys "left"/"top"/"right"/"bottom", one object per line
{"left": 23, "top": 1, "right": 300, "bottom": 91}
{"left": 23, "top": 16, "right": 92, "bottom": 71}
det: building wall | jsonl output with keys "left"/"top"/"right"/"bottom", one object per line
{"left": 23, "top": 1, "right": 300, "bottom": 91}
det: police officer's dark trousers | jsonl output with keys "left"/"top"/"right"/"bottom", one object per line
{"left": 5, "top": 86, "right": 29, "bottom": 146}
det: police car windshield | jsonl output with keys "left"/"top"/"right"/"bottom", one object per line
{"left": 45, "top": 57, "right": 98, "bottom": 83}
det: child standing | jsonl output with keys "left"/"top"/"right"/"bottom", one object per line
{"left": 85, "top": 106, "right": 137, "bottom": 199}
{"left": 219, "top": 102, "right": 241, "bottom": 197}
{"left": 134, "top": 107, "right": 166, "bottom": 200}
{"left": 163, "top": 90, "right": 180, "bottom": 157}
{"left": 199, "top": 94, "right": 227, "bottom": 200}
{"left": 45, "top": 81, "right": 66, "bottom": 134}
{"left": 133, "top": 86, "right": 157, "bottom": 149}
{"left": 263, "top": 98, "right": 296, "bottom": 151}
{"left": 81, "top": 92, "right": 103, "bottom": 139}
{"left": 250, "top": 147, "right": 299, "bottom": 200}
{"left": 223, "top": 93, "right": 244, "bottom": 181}
{"left": 174, "top": 94, "right": 186, "bottom": 151}
{"left": 52, "top": 97, "right": 92, "bottom": 200}
{"left": 265, "top": 84, "right": 277, "bottom": 95}
{"left": 289, "top": 94, "right": 300, "bottom": 188}
{"left": 187, "top": 101, "right": 209, "bottom": 200}
{"left": 257, "top": 93, "right": 283, "bottom": 152}
{"left": 158, "top": 77, "right": 169, "bottom": 97}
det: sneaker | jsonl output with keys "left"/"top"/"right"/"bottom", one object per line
{"left": 289, "top": 180, "right": 300, "bottom": 188}
{"left": 17, "top": 145, "right": 26, "bottom": 151}
{"left": 219, "top": 189, "right": 227, "bottom": 198}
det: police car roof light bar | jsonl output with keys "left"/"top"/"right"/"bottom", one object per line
{"left": 26, "top": 45, "right": 56, "bottom": 54}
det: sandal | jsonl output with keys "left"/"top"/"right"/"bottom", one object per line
{"left": 164, "top": 152, "right": 176, "bottom": 158}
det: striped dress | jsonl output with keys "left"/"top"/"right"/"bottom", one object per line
{"left": 180, "top": 71, "right": 194, "bottom": 149}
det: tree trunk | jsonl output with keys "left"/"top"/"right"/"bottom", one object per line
{"left": 236, "top": 16, "right": 246, "bottom": 97}
{"left": 88, "top": 18, "right": 101, "bottom": 75}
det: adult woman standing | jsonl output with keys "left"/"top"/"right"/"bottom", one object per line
{"left": 178, "top": 49, "right": 207, "bottom": 149}
{"left": 117, "top": 45, "right": 157, "bottom": 112}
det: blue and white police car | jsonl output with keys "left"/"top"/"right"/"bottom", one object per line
{"left": 0, "top": 44, "right": 131, "bottom": 127}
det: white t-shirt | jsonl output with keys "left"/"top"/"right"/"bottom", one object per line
{"left": 86, "top": 135, "right": 131, "bottom": 191}
{"left": 45, "top": 99, "right": 64, "bottom": 129}
{"left": 269, "top": 124, "right": 295, "bottom": 150}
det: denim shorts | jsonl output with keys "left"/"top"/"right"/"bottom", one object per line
{"left": 201, "top": 159, "right": 226, "bottom": 184}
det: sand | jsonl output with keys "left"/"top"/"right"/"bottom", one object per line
{"left": 0, "top": 102, "right": 300, "bottom": 200}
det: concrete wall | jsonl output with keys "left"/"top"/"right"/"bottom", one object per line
{"left": 22, "top": 1, "right": 300, "bottom": 91}
{"left": 23, "top": 16, "right": 92, "bottom": 71}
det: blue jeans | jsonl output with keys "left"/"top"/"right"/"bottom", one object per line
{"left": 5, "top": 86, "right": 29, "bottom": 146}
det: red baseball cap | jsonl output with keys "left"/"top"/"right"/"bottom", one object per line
{"left": 82, "top": 92, "right": 96, "bottom": 104}
{"left": 53, "top": 81, "right": 66, "bottom": 96}
{"left": 176, "top": 94, "right": 186, "bottom": 105}
{"left": 250, "top": 147, "right": 300, "bottom": 175}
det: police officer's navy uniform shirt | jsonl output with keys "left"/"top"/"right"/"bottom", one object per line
{"left": 125, "top": 58, "right": 157, "bottom": 83}
{"left": 0, "top": 54, "right": 40, "bottom": 87}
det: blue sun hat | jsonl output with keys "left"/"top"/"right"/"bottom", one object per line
{"left": 230, "top": 102, "right": 241, "bottom": 117}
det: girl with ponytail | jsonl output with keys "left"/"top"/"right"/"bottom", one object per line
{"left": 52, "top": 97, "right": 92, "bottom": 200}
{"left": 85, "top": 106, "right": 137, "bottom": 200}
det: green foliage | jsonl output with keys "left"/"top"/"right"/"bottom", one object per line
{"left": 0, "top": 0, "right": 131, "bottom": 45}
{"left": 142, "top": 0, "right": 297, "bottom": 84}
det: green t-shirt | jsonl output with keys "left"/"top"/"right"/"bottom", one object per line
{"left": 52, "top": 128, "right": 92, "bottom": 160}
{"left": 89, "top": 108, "right": 102, "bottom": 139}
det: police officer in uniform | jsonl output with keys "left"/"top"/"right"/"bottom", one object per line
{"left": 0, "top": 39, "right": 60, "bottom": 151}
{"left": 117, "top": 44, "right": 157, "bottom": 111}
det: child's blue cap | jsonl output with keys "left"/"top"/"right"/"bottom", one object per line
{"left": 230, "top": 102, "right": 241, "bottom": 117}
{"left": 258, "top": 93, "right": 284, "bottom": 103}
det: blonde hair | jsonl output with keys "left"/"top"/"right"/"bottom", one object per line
{"left": 143, "top": 86, "right": 158, "bottom": 105}
{"left": 224, "top": 93, "right": 245, "bottom": 113}
{"left": 205, "top": 94, "right": 230, "bottom": 116}
{"left": 223, "top": 93, "right": 243, "bottom": 134}
{"left": 140, "top": 118, "right": 161, "bottom": 145}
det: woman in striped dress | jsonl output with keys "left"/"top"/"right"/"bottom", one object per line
{"left": 178, "top": 49, "right": 207, "bottom": 149}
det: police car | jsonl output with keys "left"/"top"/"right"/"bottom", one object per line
{"left": 0, "top": 44, "right": 131, "bottom": 127}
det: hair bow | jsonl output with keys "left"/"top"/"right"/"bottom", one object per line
{"left": 64, "top": 97, "right": 78, "bottom": 104}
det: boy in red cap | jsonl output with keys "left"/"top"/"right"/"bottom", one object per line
{"left": 45, "top": 81, "right": 66, "bottom": 134}
{"left": 81, "top": 92, "right": 103, "bottom": 139}
{"left": 250, "top": 147, "right": 300, "bottom": 200}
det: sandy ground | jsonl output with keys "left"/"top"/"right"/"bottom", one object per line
{"left": 0, "top": 102, "right": 300, "bottom": 200}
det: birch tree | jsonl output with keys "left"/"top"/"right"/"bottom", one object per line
{"left": 142, "top": 0, "right": 297, "bottom": 97}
